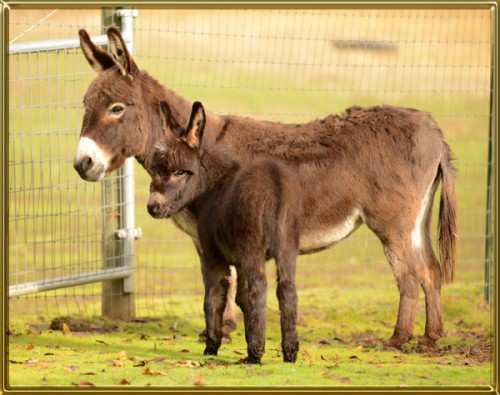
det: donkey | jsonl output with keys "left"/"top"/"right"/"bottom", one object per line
{"left": 147, "top": 101, "right": 302, "bottom": 364}
{"left": 74, "top": 27, "right": 457, "bottom": 350}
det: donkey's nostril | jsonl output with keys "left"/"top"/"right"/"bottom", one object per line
{"left": 81, "top": 156, "right": 94, "bottom": 172}
{"left": 147, "top": 203, "right": 161, "bottom": 217}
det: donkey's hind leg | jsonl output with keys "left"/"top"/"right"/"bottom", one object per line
{"left": 275, "top": 247, "right": 299, "bottom": 363}
{"left": 413, "top": 178, "right": 444, "bottom": 351}
{"left": 380, "top": 236, "right": 421, "bottom": 349}
{"left": 235, "top": 258, "right": 267, "bottom": 364}
{"left": 418, "top": 228, "right": 445, "bottom": 351}
{"left": 222, "top": 266, "right": 238, "bottom": 338}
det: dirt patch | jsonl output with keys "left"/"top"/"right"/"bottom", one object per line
{"left": 49, "top": 318, "right": 125, "bottom": 334}
{"left": 455, "top": 339, "right": 493, "bottom": 365}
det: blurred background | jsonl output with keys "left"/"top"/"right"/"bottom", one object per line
{"left": 7, "top": 8, "right": 493, "bottom": 325}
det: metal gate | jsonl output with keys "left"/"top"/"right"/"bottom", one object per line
{"left": 8, "top": 9, "right": 138, "bottom": 319}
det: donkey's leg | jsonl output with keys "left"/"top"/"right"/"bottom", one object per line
{"left": 195, "top": 239, "right": 236, "bottom": 343}
{"left": 222, "top": 266, "right": 238, "bottom": 338}
{"left": 275, "top": 248, "right": 299, "bottom": 363}
{"left": 418, "top": 237, "right": 445, "bottom": 351}
{"left": 235, "top": 261, "right": 267, "bottom": 364}
{"left": 417, "top": 180, "right": 446, "bottom": 350}
{"left": 202, "top": 260, "right": 231, "bottom": 356}
{"left": 381, "top": 238, "right": 421, "bottom": 349}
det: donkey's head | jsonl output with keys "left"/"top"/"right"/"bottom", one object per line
{"left": 74, "top": 28, "right": 149, "bottom": 181}
{"left": 147, "top": 101, "right": 206, "bottom": 219}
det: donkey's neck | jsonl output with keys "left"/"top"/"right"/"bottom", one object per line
{"left": 135, "top": 72, "right": 194, "bottom": 169}
{"left": 198, "top": 142, "right": 241, "bottom": 196}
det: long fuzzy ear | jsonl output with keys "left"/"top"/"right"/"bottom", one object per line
{"left": 159, "top": 101, "right": 181, "bottom": 140}
{"left": 107, "top": 27, "right": 139, "bottom": 78}
{"left": 183, "top": 102, "right": 206, "bottom": 149}
{"left": 79, "top": 29, "right": 115, "bottom": 73}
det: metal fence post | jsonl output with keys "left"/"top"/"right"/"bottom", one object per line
{"left": 484, "top": 6, "right": 496, "bottom": 305}
{"left": 101, "top": 8, "right": 139, "bottom": 320}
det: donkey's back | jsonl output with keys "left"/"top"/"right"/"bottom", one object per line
{"left": 199, "top": 158, "right": 302, "bottom": 264}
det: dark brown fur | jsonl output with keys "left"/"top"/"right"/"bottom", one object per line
{"left": 75, "top": 28, "right": 458, "bottom": 350}
{"left": 147, "top": 101, "right": 301, "bottom": 364}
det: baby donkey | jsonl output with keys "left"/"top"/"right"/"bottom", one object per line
{"left": 147, "top": 101, "right": 302, "bottom": 364}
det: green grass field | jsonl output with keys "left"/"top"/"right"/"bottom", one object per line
{"left": 7, "top": 8, "right": 494, "bottom": 389}
{"left": 7, "top": 283, "right": 492, "bottom": 388}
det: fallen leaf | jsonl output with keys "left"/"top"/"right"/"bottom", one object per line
{"left": 349, "top": 355, "right": 360, "bottom": 360}
{"left": 106, "top": 360, "right": 123, "bottom": 367}
{"left": 151, "top": 357, "right": 166, "bottom": 363}
{"left": 117, "top": 350, "right": 129, "bottom": 361}
{"left": 193, "top": 375, "right": 206, "bottom": 386}
{"left": 25, "top": 358, "right": 39, "bottom": 367}
{"left": 37, "top": 361, "right": 50, "bottom": 369}
{"left": 96, "top": 340, "right": 109, "bottom": 346}
{"left": 63, "top": 365, "right": 78, "bottom": 373}
{"left": 72, "top": 380, "right": 95, "bottom": 388}
{"left": 176, "top": 360, "right": 201, "bottom": 368}
{"left": 119, "top": 378, "right": 131, "bottom": 385}
{"left": 62, "top": 323, "right": 71, "bottom": 334}
{"left": 301, "top": 348, "right": 314, "bottom": 366}
{"left": 143, "top": 367, "right": 168, "bottom": 376}
{"left": 80, "top": 371, "right": 97, "bottom": 376}
{"left": 321, "top": 355, "right": 330, "bottom": 362}
{"left": 439, "top": 359, "right": 451, "bottom": 365}
{"left": 26, "top": 344, "right": 35, "bottom": 350}
{"left": 233, "top": 350, "right": 245, "bottom": 355}
{"left": 181, "top": 349, "right": 190, "bottom": 353}
{"left": 235, "top": 357, "right": 249, "bottom": 364}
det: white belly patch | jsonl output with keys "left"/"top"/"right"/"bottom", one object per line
{"left": 299, "top": 210, "right": 363, "bottom": 252}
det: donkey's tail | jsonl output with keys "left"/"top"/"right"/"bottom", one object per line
{"left": 438, "top": 142, "right": 458, "bottom": 283}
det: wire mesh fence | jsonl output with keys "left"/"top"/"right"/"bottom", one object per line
{"left": 7, "top": 8, "right": 494, "bottom": 321}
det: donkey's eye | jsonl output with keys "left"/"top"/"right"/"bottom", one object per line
{"left": 110, "top": 104, "right": 125, "bottom": 115}
{"left": 173, "top": 170, "right": 187, "bottom": 178}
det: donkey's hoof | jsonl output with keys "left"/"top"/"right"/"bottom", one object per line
{"left": 245, "top": 355, "right": 262, "bottom": 365}
{"left": 384, "top": 334, "right": 412, "bottom": 351}
{"left": 203, "top": 345, "right": 219, "bottom": 356}
{"left": 199, "top": 329, "right": 231, "bottom": 344}
{"left": 222, "top": 320, "right": 237, "bottom": 334}
{"left": 416, "top": 336, "right": 438, "bottom": 353}
{"left": 283, "top": 342, "right": 299, "bottom": 363}
{"left": 198, "top": 329, "right": 207, "bottom": 343}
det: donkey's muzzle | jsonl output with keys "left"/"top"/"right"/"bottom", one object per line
{"left": 73, "top": 136, "right": 110, "bottom": 181}
{"left": 147, "top": 201, "right": 169, "bottom": 219}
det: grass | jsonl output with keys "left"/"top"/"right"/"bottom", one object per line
{"left": 7, "top": 282, "right": 492, "bottom": 388}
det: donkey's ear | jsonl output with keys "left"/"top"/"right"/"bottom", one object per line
{"left": 183, "top": 102, "right": 206, "bottom": 149}
{"left": 159, "top": 101, "right": 180, "bottom": 139}
{"left": 79, "top": 29, "right": 115, "bottom": 73}
{"left": 107, "top": 27, "right": 139, "bottom": 78}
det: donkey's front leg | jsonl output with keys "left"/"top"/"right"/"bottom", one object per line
{"left": 195, "top": 240, "right": 237, "bottom": 343}
{"left": 203, "top": 263, "right": 230, "bottom": 356}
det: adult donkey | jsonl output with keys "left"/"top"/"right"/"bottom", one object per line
{"left": 74, "top": 27, "right": 457, "bottom": 350}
